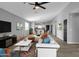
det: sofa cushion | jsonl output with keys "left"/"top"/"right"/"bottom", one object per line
{"left": 0, "top": 48, "right": 5, "bottom": 57}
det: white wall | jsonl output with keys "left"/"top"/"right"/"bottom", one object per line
{"left": 0, "top": 8, "right": 29, "bottom": 37}
{"left": 52, "top": 19, "right": 56, "bottom": 36}
{"left": 68, "top": 13, "right": 79, "bottom": 44}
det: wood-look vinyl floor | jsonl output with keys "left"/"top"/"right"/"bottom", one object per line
{"left": 55, "top": 37, "right": 79, "bottom": 57}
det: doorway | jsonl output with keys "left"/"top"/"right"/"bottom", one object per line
{"left": 51, "top": 25, "right": 52, "bottom": 33}
{"left": 64, "top": 19, "right": 67, "bottom": 42}
{"left": 46, "top": 25, "right": 50, "bottom": 32}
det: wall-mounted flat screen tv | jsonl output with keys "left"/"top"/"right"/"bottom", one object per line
{"left": 0, "top": 20, "right": 11, "bottom": 33}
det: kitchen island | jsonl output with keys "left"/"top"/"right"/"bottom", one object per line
{"left": 36, "top": 35, "right": 60, "bottom": 57}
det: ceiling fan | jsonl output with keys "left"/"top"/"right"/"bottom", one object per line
{"left": 24, "top": 2, "right": 49, "bottom": 10}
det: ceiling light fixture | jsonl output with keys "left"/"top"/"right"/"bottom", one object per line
{"left": 35, "top": 6, "right": 40, "bottom": 9}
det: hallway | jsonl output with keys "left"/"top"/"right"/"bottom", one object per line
{"left": 55, "top": 37, "right": 79, "bottom": 57}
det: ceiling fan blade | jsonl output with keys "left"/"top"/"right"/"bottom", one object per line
{"left": 39, "top": 2, "right": 49, "bottom": 5}
{"left": 39, "top": 5, "right": 46, "bottom": 9}
{"left": 33, "top": 7, "right": 36, "bottom": 10}
{"left": 28, "top": 3, "right": 35, "bottom": 5}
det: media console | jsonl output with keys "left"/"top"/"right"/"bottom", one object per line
{"left": 0, "top": 35, "right": 17, "bottom": 48}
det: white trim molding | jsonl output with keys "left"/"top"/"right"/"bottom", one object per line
{"left": 67, "top": 42, "right": 79, "bottom": 44}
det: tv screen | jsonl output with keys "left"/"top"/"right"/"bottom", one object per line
{"left": 0, "top": 20, "right": 11, "bottom": 33}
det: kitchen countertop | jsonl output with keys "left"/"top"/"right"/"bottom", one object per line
{"left": 36, "top": 35, "right": 60, "bottom": 49}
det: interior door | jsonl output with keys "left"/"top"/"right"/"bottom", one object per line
{"left": 51, "top": 25, "right": 52, "bottom": 33}
{"left": 46, "top": 25, "right": 49, "bottom": 32}
{"left": 64, "top": 19, "right": 67, "bottom": 42}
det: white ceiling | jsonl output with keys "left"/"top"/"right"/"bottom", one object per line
{"left": 0, "top": 2, "right": 69, "bottom": 23}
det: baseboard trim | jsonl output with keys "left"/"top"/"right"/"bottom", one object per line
{"left": 67, "top": 42, "right": 79, "bottom": 44}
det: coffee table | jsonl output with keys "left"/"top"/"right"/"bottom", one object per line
{"left": 13, "top": 40, "right": 32, "bottom": 56}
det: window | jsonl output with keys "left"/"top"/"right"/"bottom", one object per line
{"left": 25, "top": 22, "right": 29, "bottom": 30}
